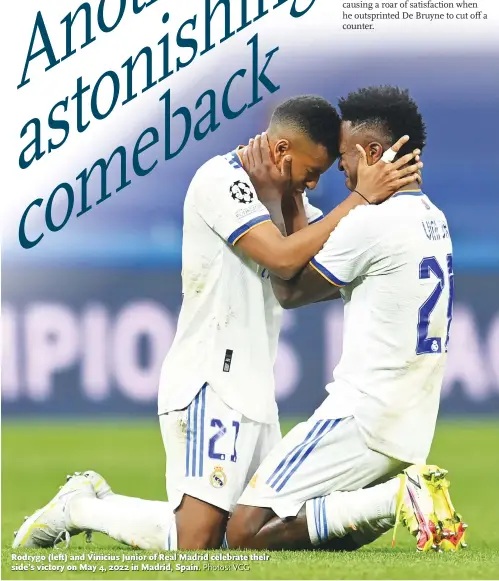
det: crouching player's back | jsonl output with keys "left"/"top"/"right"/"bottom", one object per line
{"left": 324, "top": 191, "right": 454, "bottom": 465}
{"left": 227, "top": 189, "right": 460, "bottom": 555}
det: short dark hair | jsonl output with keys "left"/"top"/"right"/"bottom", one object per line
{"left": 270, "top": 95, "right": 341, "bottom": 159}
{"left": 338, "top": 86, "right": 427, "bottom": 158}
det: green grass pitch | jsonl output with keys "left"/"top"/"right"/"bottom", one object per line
{"left": 2, "top": 419, "right": 498, "bottom": 579}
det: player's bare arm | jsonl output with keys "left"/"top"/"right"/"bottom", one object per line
{"left": 270, "top": 141, "right": 423, "bottom": 308}
{"left": 272, "top": 262, "right": 341, "bottom": 308}
{"left": 282, "top": 191, "right": 309, "bottom": 236}
{"left": 281, "top": 187, "right": 342, "bottom": 304}
{"left": 272, "top": 188, "right": 341, "bottom": 304}
{"left": 236, "top": 134, "right": 422, "bottom": 280}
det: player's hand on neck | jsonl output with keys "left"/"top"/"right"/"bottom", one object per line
{"left": 241, "top": 133, "right": 293, "bottom": 204}
{"left": 391, "top": 162, "right": 423, "bottom": 194}
{"left": 354, "top": 135, "right": 423, "bottom": 204}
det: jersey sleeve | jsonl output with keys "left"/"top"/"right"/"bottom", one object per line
{"left": 194, "top": 158, "right": 271, "bottom": 246}
{"left": 310, "top": 205, "right": 381, "bottom": 287}
{"left": 303, "top": 193, "right": 324, "bottom": 224}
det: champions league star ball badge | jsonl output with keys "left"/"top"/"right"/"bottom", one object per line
{"left": 230, "top": 180, "right": 254, "bottom": 204}
{"left": 210, "top": 466, "right": 227, "bottom": 488}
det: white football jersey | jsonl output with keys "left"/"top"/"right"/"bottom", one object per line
{"left": 158, "top": 150, "right": 323, "bottom": 424}
{"left": 312, "top": 192, "right": 453, "bottom": 464}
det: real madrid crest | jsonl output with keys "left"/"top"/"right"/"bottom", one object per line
{"left": 210, "top": 466, "right": 227, "bottom": 488}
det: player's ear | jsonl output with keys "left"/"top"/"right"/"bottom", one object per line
{"left": 367, "top": 142, "right": 384, "bottom": 164}
{"left": 274, "top": 139, "right": 290, "bottom": 166}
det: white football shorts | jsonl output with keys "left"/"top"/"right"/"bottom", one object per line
{"left": 160, "top": 383, "right": 281, "bottom": 513}
{"left": 238, "top": 397, "right": 408, "bottom": 519}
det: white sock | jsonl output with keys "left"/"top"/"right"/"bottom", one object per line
{"left": 348, "top": 516, "right": 395, "bottom": 548}
{"left": 68, "top": 495, "right": 177, "bottom": 550}
{"left": 306, "top": 478, "right": 400, "bottom": 545}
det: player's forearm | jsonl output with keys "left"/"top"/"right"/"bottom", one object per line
{"left": 270, "top": 192, "right": 367, "bottom": 279}
{"left": 264, "top": 200, "right": 287, "bottom": 236}
{"left": 270, "top": 273, "right": 303, "bottom": 308}
{"left": 237, "top": 193, "right": 365, "bottom": 281}
{"left": 270, "top": 265, "right": 341, "bottom": 309}
{"left": 271, "top": 272, "right": 317, "bottom": 309}
{"left": 275, "top": 286, "right": 341, "bottom": 309}
{"left": 282, "top": 194, "right": 308, "bottom": 236}
{"left": 271, "top": 274, "right": 341, "bottom": 308}
{"left": 263, "top": 195, "right": 307, "bottom": 239}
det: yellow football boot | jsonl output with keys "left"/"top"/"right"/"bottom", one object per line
{"left": 393, "top": 465, "right": 468, "bottom": 552}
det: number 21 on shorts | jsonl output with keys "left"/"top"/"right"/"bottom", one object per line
{"left": 208, "top": 419, "right": 240, "bottom": 462}
{"left": 417, "top": 253, "right": 454, "bottom": 355}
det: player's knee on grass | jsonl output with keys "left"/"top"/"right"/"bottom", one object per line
{"left": 175, "top": 495, "right": 228, "bottom": 549}
{"left": 227, "top": 505, "right": 361, "bottom": 551}
{"left": 226, "top": 505, "right": 273, "bottom": 548}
